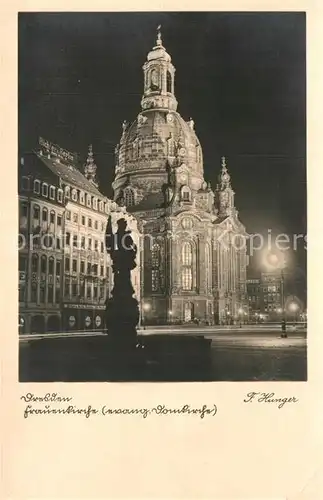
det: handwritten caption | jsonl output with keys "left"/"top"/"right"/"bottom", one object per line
{"left": 20, "top": 393, "right": 217, "bottom": 419}
{"left": 244, "top": 392, "right": 299, "bottom": 409}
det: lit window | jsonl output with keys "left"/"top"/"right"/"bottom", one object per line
{"left": 124, "top": 188, "right": 135, "bottom": 207}
{"left": 182, "top": 268, "right": 193, "bottom": 291}
{"left": 182, "top": 241, "right": 192, "bottom": 265}
{"left": 205, "top": 244, "right": 211, "bottom": 291}
{"left": 151, "top": 243, "right": 161, "bottom": 292}
{"left": 152, "top": 269, "right": 160, "bottom": 292}
{"left": 181, "top": 241, "right": 193, "bottom": 291}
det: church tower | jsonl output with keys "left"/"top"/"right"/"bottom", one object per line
{"left": 112, "top": 28, "right": 248, "bottom": 325}
{"left": 216, "top": 156, "right": 236, "bottom": 217}
{"left": 84, "top": 144, "right": 98, "bottom": 188}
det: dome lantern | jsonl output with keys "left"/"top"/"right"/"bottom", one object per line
{"left": 141, "top": 26, "right": 178, "bottom": 112}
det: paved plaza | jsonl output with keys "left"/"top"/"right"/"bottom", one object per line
{"left": 19, "top": 324, "right": 307, "bottom": 382}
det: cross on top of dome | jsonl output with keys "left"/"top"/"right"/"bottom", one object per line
{"left": 156, "top": 25, "right": 162, "bottom": 46}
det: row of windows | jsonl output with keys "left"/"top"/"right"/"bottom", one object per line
{"left": 30, "top": 255, "right": 61, "bottom": 275}
{"left": 64, "top": 283, "right": 106, "bottom": 300}
{"left": 66, "top": 210, "right": 105, "bottom": 231}
{"left": 19, "top": 282, "right": 61, "bottom": 304}
{"left": 65, "top": 233, "right": 105, "bottom": 253}
{"left": 21, "top": 176, "right": 109, "bottom": 214}
{"left": 64, "top": 257, "right": 106, "bottom": 276}
{"left": 29, "top": 204, "right": 63, "bottom": 226}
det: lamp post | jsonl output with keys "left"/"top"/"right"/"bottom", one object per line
{"left": 238, "top": 307, "right": 243, "bottom": 328}
{"left": 141, "top": 301, "right": 151, "bottom": 330}
{"left": 289, "top": 301, "right": 299, "bottom": 328}
{"left": 168, "top": 309, "right": 173, "bottom": 324}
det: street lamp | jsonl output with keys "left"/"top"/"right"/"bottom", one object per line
{"left": 238, "top": 307, "right": 243, "bottom": 328}
{"left": 289, "top": 301, "right": 299, "bottom": 327}
{"left": 168, "top": 310, "right": 173, "bottom": 324}
{"left": 141, "top": 301, "right": 151, "bottom": 330}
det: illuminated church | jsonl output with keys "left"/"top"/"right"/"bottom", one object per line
{"left": 112, "top": 28, "right": 248, "bottom": 324}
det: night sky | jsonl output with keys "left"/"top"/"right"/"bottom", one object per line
{"left": 18, "top": 12, "right": 306, "bottom": 279}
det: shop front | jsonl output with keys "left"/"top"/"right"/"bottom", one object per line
{"left": 62, "top": 304, "right": 105, "bottom": 332}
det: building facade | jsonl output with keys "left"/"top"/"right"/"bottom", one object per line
{"left": 112, "top": 29, "right": 248, "bottom": 325}
{"left": 18, "top": 139, "right": 141, "bottom": 334}
{"left": 246, "top": 278, "right": 261, "bottom": 321}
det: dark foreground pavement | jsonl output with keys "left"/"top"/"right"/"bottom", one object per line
{"left": 19, "top": 330, "right": 307, "bottom": 382}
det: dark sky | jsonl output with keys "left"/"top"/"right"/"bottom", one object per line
{"left": 18, "top": 12, "right": 306, "bottom": 275}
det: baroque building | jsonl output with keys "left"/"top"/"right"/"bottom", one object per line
{"left": 112, "top": 28, "right": 248, "bottom": 325}
{"left": 18, "top": 138, "right": 141, "bottom": 334}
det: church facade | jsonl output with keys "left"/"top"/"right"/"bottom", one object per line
{"left": 112, "top": 29, "right": 248, "bottom": 325}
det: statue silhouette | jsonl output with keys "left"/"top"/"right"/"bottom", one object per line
{"left": 105, "top": 216, "right": 139, "bottom": 347}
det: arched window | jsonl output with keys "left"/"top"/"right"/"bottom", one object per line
{"left": 182, "top": 242, "right": 192, "bottom": 266}
{"left": 181, "top": 186, "right": 191, "bottom": 202}
{"left": 182, "top": 241, "right": 193, "bottom": 291}
{"left": 124, "top": 188, "right": 135, "bottom": 207}
{"left": 205, "top": 243, "right": 211, "bottom": 291}
{"left": 150, "top": 68, "right": 159, "bottom": 90}
{"left": 167, "top": 71, "right": 172, "bottom": 93}
{"left": 151, "top": 243, "right": 161, "bottom": 292}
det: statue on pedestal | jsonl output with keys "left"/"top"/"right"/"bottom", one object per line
{"left": 105, "top": 216, "right": 140, "bottom": 349}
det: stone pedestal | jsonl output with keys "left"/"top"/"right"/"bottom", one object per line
{"left": 105, "top": 217, "right": 140, "bottom": 349}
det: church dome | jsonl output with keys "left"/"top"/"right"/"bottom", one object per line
{"left": 117, "top": 109, "right": 203, "bottom": 177}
